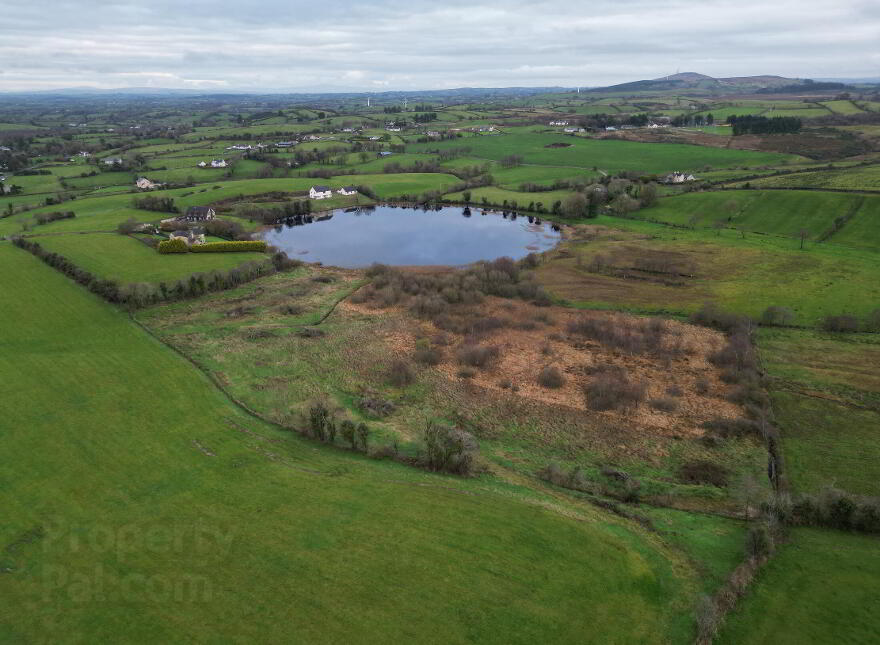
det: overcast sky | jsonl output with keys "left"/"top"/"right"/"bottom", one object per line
{"left": 1, "top": 0, "right": 878, "bottom": 92}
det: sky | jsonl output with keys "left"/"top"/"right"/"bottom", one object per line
{"left": 1, "top": 0, "right": 878, "bottom": 92}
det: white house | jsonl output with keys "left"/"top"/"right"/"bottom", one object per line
{"left": 386, "top": 127, "right": 401, "bottom": 132}
{"left": 309, "top": 185, "right": 332, "bottom": 200}
{"left": 103, "top": 157, "right": 123, "bottom": 166}
{"left": 664, "top": 172, "right": 697, "bottom": 184}
{"left": 341, "top": 127, "right": 354, "bottom": 133}
{"left": 549, "top": 120, "right": 569, "bottom": 126}
{"left": 169, "top": 228, "right": 205, "bottom": 246}
{"left": 337, "top": 186, "right": 357, "bottom": 196}
{"left": 276, "top": 141, "right": 296, "bottom": 147}
{"left": 210, "top": 159, "right": 227, "bottom": 168}
{"left": 78, "top": 151, "right": 91, "bottom": 157}
{"left": 564, "top": 127, "right": 583, "bottom": 133}
{"left": 226, "top": 144, "right": 252, "bottom": 151}
{"left": 197, "top": 161, "right": 207, "bottom": 167}
{"left": 604, "top": 126, "right": 617, "bottom": 132}
{"left": 183, "top": 206, "right": 216, "bottom": 222}
{"left": 136, "top": 177, "right": 159, "bottom": 190}
{"left": 368, "top": 135, "right": 381, "bottom": 141}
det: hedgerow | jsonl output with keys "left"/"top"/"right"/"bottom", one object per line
{"left": 157, "top": 238, "right": 188, "bottom": 254}
{"left": 190, "top": 240, "right": 268, "bottom": 253}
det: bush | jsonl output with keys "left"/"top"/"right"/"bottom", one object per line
{"left": 413, "top": 342, "right": 443, "bottom": 366}
{"left": 190, "top": 240, "right": 268, "bottom": 253}
{"left": 760, "top": 305, "right": 795, "bottom": 327}
{"left": 583, "top": 367, "right": 646, "bottom": 411}
{"left": 422, "top": 421, "right": 479, "bottom": 476}
{"left": 649, "top": 397, "right": 678, "bottom": 412}
{"left": 387, "top": 359, "right": 416, "bottom": 386}
{"left": 745, "top": 523, "right": 773, "bottom": 558}
{"left": 690, "top": 302, "right": 749, "bottom": 333}
{"left": 678, "top": 460, "right": 729, "bottom": 487}
{"left": 456, "top": 343, "right": 499, "bottom": 369}
{"left": 157, "top": 238, "right": 189, "bottom": 254}
{"left": 537, "top": 365, "right": 565, "bottom": 388}
{"left": 820, "top": 314, "right": 860, "bottom": 333}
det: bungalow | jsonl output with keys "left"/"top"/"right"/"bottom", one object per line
{"left": 275, "top": 141, "right": 296, "bottom": 147}
{"left": 368, "top": 135, "right": 381, "bottom": 141}
{"left": 226, "top": 144, "right": 252, "bottom": 151}
{"left": 136, "top": 177, "right": 159, "bottom": 190}
{"left": 604, "top": 126, "right": 617, "bottom": 132}
{"left": 103, "top": 157, "right": 123, "bottom": 166}
{"left": 309, "top": 185, "right": 332, "bottom": 200}
{"left": 78, "top": 151, "right": 91, "bottom": 157}
{"left": 183, "top": 206, "right": 216, "bottom": 222}
{"left": 197, "top": 161, "right": 207, "bottom": 167}
{"left": 386, "top": 127, "right": 401, "bottom": 132}
{"left": 549, "top": 120, "right": 569, "bottom": 126}
{"left": 378, "top": 151, "right": 393, "bottom": 157}
{"left": 337, "top": 186, "right": 357, "bottom": 196}
{"left": 210, "top": 159, "right": 227, "bottom": 168}
{"left": 0, "top": 146, "right": 11, "bottom": 152}
{"left": 169, "top": 228, "right": 205, "bottom": 246}
{"left": 563, "top": 127, "right": 584, "bottom": 133}
{"left": 426, "top": 131, "right": 441, "bottom": 137}
{"left": 341, "top": 127, "right": 354, "bottom": 133}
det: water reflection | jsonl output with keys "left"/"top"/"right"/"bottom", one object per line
{"left": 261, "top": 204, "right": 562, "bottom": 268}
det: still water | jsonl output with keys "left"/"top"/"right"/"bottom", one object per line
{"left": 261, "top": 205, "right": 562, "bottom": 268}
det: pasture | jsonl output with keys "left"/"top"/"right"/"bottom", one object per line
{"left": 0, "top": 242, "right": 705, "bottom": 643}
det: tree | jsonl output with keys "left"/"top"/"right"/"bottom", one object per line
{"left": 562, "top": 192, "right": 587, "bottom": 218}
{"left": 797, "top": 228, "right": 809, "bottom": 250}
{"left": 462, "top": 190, "right": 472, "bottom": 204}
{"left": 639, "top": 182, "right": 658, "bottom": 208}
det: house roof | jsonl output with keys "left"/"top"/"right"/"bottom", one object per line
{"left": 311, "top": 185, "right": 331, "bottom": 192}
{"left": 340, "top": 186, "right": 357, "bottom": 192}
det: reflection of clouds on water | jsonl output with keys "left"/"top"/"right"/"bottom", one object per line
{"left": 262, "top": 205, "right": 562, "bottom": 268}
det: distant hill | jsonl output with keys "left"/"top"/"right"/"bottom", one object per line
{"left": 587, "top": 73, "right": 804, "bottom": 94}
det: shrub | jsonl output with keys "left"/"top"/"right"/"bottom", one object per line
{"left": 157, "top": 238, "right": 189, "bottom": 254}
{"left": 422, "top": 421, "right": 479, "bottom": 476}
{"left": 678, "top": 460, "right": 729, "bottom": 487}
{"left": 340, "top": 420, "right": 357, "bottom": 449}
{"left": 190, "top": 240, "right": 268, "bottom": 253}
{"left": 745, "top": 523, "right": 774, "bottom": 558}
{"left": 413, "top": 342, "right": 443, "bottom": 366}
{"left": 690, "top": 302, "right": 749, "bottom": 332}
{"left": 297, "top": 327, "right": 325, "bottom": 338}
{"left": 537, "top": 365, "right": 565, "bottom": 388}
{"left": 583, "top": 367, "right": 646, "bottom": 411}
{"left": 116, "top": 217, "right": 139, "bottom": 234}
{"left": 456, "top": 343, "right": 499, "bottom": 369}
{"left": 357, "top": 392, "right": 395, "bottom": 417}
{"left": 820, "top": 314, "right": 860, "bottom": 333}
{"left": 387, "top": 359, "right": 416, "bottom": 386}
{"left": 760, "top": 305, "right": 795, "bottom": 327}
{"left": 649, "top": 397, "right": 678, "bottom": 412}
{"left": 694, "top": 376, "right": 711, "bottom": 395}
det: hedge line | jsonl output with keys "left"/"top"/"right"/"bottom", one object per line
{"left": 191, "top": 241, "right": 267, "bottom": 253}
{"left": 158, "top": 238, "right": 188, "bottom": 254}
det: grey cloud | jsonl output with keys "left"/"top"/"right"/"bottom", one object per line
{"left": 0, "top": 0, "right": 877, "bottom": 91}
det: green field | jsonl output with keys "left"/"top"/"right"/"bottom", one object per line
{"left": 638, "top": 189, "right": 880, "bottom": 245}
{"left": 409, "top": 132, "right": 800, "bottom": 173}
{"left": 718, "top": 529, "right": 880, "bottom": 644}
{"left": 0, "top": 242, "right": 707, "bottom": 642}
{"left": 746, "top": 164, "right": 880, "bottom": 192}
{"left": 35, "top": 233, "right": 268, "bottom": 283}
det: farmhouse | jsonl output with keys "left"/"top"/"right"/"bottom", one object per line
{"left": 386, "top": 126, "right": 401, "bottom": 132}
{"left": 664, "top": 171, "right": 697, "bottom": 184}
{"left": 183, "top": 206, "right": 216, "bottom": 222}
{"left": 604, "top": 126, "right": 617, "bottom": 132}
{"left": 169, "top": 228, "right": 205, "bottom": 246}
{"left": 197, "top": 161, "right": 207, "bottom": 167}
{"left": 337, "top": 186, "right": 357, "bottom": 196}
{"left": 103, "top": 157, "right": 123, "bottom": 166}
{"left": 276, "top": 141, "right": 296, "bottom": 147}
{"left": 309, "top": 185, "right": 332, "bottom": 200}
{"left": 226, "top": 144, "right": 252, "bottom": 151}
{"left": 549, "top": 120, "right": 569, "bottom": 126}
{"left": 135, "top": 177, "right": 159, "bottom": 190}
{"left": 210, "top": 159, "right": 228, "bottom": 168}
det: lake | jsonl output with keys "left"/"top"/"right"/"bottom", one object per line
{"left": 260, "top": 205, "right": 562, "bottom": 268}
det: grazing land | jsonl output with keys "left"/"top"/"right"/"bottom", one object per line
{"left": 2, "top": 78, "right": 880, "bottom": 643}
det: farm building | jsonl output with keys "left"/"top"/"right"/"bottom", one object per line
{"left": 337, "top": 186, "right": 357, "bottom": 196}
{"left": 309, "top": 185, "right": 332, "bottom": 199}
{"left": 549, "top": 120, "right": 569, "bottom": 126}
{"left": 664, "top": 172, "right": 697, "bottom": 184}
{"left": 183, "top": 206, "right": 216, "bottom": 222}
{"left": 135, "top": 177, "right": 159, "bottom": 190}
{"left": 197, "top": 161, "right": 207, "bottom": 167}
{"left": 210, "top": 159, "right": 227, "bottom": 168}
{"left": 169, "top": 228, "right": 205, "bottom": 246}
{"left": 276, "top": 141, "right": 296, "bottom": 147}
{"left": 103, "top": 157, "right": 123, "bottom": 165}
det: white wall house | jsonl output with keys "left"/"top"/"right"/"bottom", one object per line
{"left": 136, "top": 177, "right": 158, "bottom": 190}
{"left": 211, "top": 159, "right": 227, "bottom": 168}
{"left": 549, "top": 120, "right": 569, "bottom": 126}
{"left": 337, "top": 186, "right": 357, "bottom": 196}
{"left": 309, "top": 185, "right": 332, "bottom": 200}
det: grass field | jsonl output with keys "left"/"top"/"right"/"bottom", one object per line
{"left": 0, "top": 242, "right": 708, "bottom": 643}
{"left": 637, "top": 189, "right": 880, "bottom": 245}
{"left": 408, "top": 132, "right": 799, "bottom": 173}
{"left": 718, "top": 528, "right": 880, "bottom": 644}
{"left": 745, "top": 165, "right": 880, "bottom": 192}
{"left": 536, "top": 215, "right": 880, "bottom": 324}
{"left": 35, "top": 233, "right": 268, "bottom": 283}
{"left": 757, "top": 328, "right": 880, "bottom": 496}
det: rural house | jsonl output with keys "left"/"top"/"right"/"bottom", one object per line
{"left": 549, "top": 120, "right": 569, "bottom": 126}
{"left": 337, "top": 186, "right": 357, "bottom": 196}
{"left": 210, "top": 159, "right": 227, "bottom": 168}
{"left": 103, "top": 157, "right": 123, "bottom": 166}
{"left": 183, "top": 206, "right": 216, "bottom": 221}
{"left": 135, "top": 177, "right": 159, "bottom": 190}
{"left": 664, "top": 171, "right": 696, "bottom": 184}
{"left": 197, "top": 161, "right": 207, "bottom": 167}
{"left": 169, "top": 228, "right": 205, "bottom": 246}
{"left": 309, "top": 185, "right": 332, "bottom": 200}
